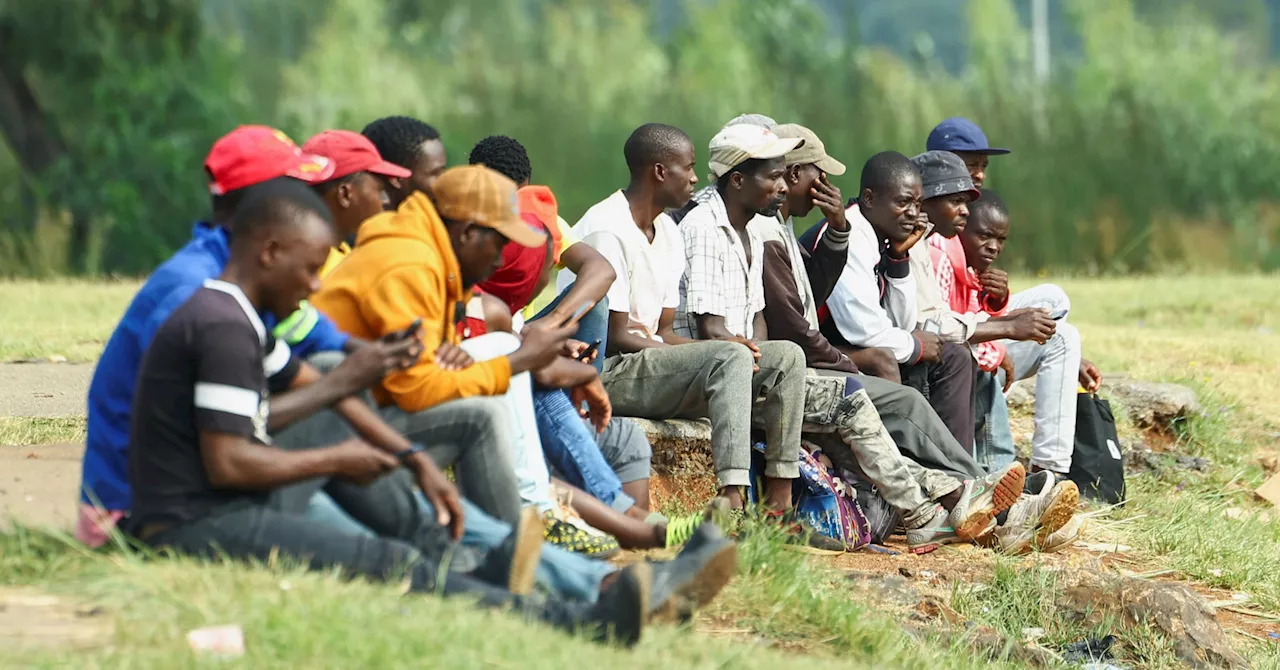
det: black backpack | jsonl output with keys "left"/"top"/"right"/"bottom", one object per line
{"left": 1067, "top": 393, "right": 1126, "bottom": 506}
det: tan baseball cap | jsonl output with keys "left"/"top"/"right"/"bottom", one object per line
{"left": 707, "top": 124, "right": 805, "bottom": 180}
{"left": 774, "top": 124, "right": 846, "bottom": 176}
{"left": 432, "top": 165, "right": 546, "bottom": 248}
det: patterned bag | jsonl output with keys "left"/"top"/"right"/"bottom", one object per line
{"left": 750, "top": 442, "right": 871, "bottom": 550}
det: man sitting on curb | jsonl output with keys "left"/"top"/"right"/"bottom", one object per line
{"left": 311, "top": 164, "right": 618, "bottom": 554}
{"left": 669, "top": 123, "right": 825, "bottom": 542}
{"left": 808, "top": 152, "right": 977, "bottom": 452}
{"left": 925, "top": 117, "right": 1104, "bottom": 476}
{"left": 79, "top": 126, "right": 371, "bottom": 547}
{"left": 569, "top": 124, "right": 820, "bottom": 549}
{"left": 908, "top": 150, "right": 1082, "bottom": 552}
{"left": 465, "top": 135, "right": 698, "bottom": 551}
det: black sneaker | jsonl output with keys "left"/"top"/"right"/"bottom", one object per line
{"left": 647, "top": 522, "right": 738, "bottom": 623}
{"left": 584, "top": 562, "right": 651, "bottom": 646}
{"left": 767, "top": 510, "right": 847, "bottom": 554}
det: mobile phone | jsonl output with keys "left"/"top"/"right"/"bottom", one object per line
{"left": 576, "top": 339, "right": 602, "bottom": 362}
{"left": 399, "top": 318, "right": 423, "bottom": 339}
{"left": 1048, "top": 309, "right": 1068, "bottom": 321}
{"left": 923, "top": 319, "right": 942, "bottom": 335}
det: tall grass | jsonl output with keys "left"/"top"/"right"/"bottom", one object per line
{"left": 3, "top": 0, "right": 1280, "bottom": 276}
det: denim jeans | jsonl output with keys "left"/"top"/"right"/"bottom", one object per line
{"left": 973, "top": 369, "right": 1016, "bottom": 473}
{"left": 1000, "top": 284, "right": 1081, "bottom": 473}
{"left": 303, "top": 491, "right": 614, "bottom": 603}
{"left": 530, "top": 287, "right": 609, "bottom": 373}
{"left": 532, "top": 389, "right": 637, "bottom": 513}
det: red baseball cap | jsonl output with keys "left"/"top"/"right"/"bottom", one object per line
{"left": 205, "top": 125, "right": 336, "bottom": 195}
{"left": 302, "top": 130, "right": 412, "bottom": 181}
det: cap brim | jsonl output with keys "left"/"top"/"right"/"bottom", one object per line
{"left": 971, "top": 147, "right": 1011, "bottom": 156}
{"left": 286, "top": 153, "right": 337, "bottom": 184}
{"left": 367, "top": 160, "right": 412, "bottom": 179}
{"left": 491, "top": 215, "right": 548, "bottom": 249}
{"left": 749, "top": 137, "right": 805, "bottom": 161}
{"left": 815, "top": 155, "right": 847, "bottom": 177}
{"left": 924, "top": 182, "right": 981, "bottom": 203}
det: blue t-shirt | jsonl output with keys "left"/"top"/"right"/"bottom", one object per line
{"left": 81, "top": 222, "right": 350, "bottom": 511}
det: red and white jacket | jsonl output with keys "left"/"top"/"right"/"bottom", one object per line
{"left": 927, "top": 235, "right": 1008, "bottom": 372}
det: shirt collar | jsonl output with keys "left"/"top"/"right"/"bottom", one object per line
{"left": 203, "top": 279, "right": 267, "bottom": 344}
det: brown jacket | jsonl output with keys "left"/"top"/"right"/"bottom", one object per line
{"left": 759, "top": 215, "right": 859, "bottom": 374}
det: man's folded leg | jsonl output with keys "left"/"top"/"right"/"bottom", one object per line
{"left": 800, "top": 375, "right": 957, "bottom": 527}
{"left": 147, "top": 504, "right": 423, "bottom": 583}
{"left": 377, "top": 396, "right": 524, "bottom": 525}
{"left": 303, "top": 485, "right": 617, "bottom": 603}
{"left": 602, "top": 340, "right": 757, "bottom": 491}
{"left": 533, "top": 388, "right": 635, "bottom": 513}
{"left": 751, "top": 341, "right": 806, "bottom": 483}
{"left": 851, "top": 372, "right": 985, "bottom": 480}
{"left": 1003, "top": 284, "right": 1080, "bottom": 473}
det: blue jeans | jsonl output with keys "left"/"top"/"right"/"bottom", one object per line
{"left": 304, "top": 491, "right": 614, "bottom": 603}
{"left": 532, "top": 389, "right": 637, "bottom": 513}
{"left": 973, "top": 369, "right": 1016, "bottom": 473}
{"left": 530, "top": 287, "right": 608, "bottom": 373}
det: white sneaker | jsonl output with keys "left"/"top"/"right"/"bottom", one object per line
{"left": 949, "top": 462, "right": 1026, "bottom": 540}
{"left": 1039, "top": 513, "right": 1085, "bottom": 553}
{"left": 995, "top": 473, "right": 1080, "bottom": 554}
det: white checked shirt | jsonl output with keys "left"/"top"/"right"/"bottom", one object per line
{"left": 674, "top": 189, "right": 765, "bottom": 339}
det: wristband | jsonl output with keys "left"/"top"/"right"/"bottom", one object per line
{"left": 394, "top": 442, "right": 429, "bottom": 463}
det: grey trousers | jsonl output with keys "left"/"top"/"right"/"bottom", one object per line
{"left": 817, "top": 369, "right": 985, "bottom": 481}
{"left": 272, "top": 354, "right": 523, "bottom": 526}
{"left": 602, "top": 340, "right": 806, "bottom": 487}
{"left": 595, "top": 418, "right": 653, "bottom": 485}
{"left": 801, "top": 374, "right": 961, "bottom": 528}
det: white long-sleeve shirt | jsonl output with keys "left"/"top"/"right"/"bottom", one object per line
{"left": 823, "top": 205, "right": 920, "bottom": 363}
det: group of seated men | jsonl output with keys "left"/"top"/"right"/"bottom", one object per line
{"left": 72, "top": 112, "right": 1100, "bottom": 646}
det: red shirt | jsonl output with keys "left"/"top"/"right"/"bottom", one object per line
{"left": 928, "top": 235, "right": 1007, "bottom": 372}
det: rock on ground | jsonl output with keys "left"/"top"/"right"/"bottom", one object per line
{"left": 1006, "top": 375, "right": 1199, "bottom": 431}
{"left": 1059, "top": 571, "right": 1249, "bottom": 668}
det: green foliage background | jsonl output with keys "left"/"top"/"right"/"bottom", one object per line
{"left": 2, "top": 0, "right": 1278, "bottom": 276}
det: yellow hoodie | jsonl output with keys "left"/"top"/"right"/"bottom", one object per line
{"left": 311, "top": 192, "right": 512, "bottom": 412}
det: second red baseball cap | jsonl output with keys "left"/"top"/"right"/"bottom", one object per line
{"left": 205, "top": 125, "right": 336, "bottom": 195}
{"left": 302, "top": 130, "right": 412, "bottom": 182}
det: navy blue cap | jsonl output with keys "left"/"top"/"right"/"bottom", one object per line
{"left": 926, "top": 117, "right": 1010, "bottom": 155}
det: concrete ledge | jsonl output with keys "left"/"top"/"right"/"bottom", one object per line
{"left": 626, "top": 417, "right": 718, "bottom": 510}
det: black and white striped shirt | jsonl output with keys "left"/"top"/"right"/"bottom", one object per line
{"left": 128, "top": 279, "right": 300, "bottom": 527}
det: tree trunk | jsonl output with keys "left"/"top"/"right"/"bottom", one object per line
{"left": 0, "top": 44, "right": 91, "bottom": 271}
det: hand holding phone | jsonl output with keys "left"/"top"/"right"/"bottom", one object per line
{"left": 575, "top": 339, "right": 602, "bottom": 362}
{"left": 399, "top": 318, "right": 424, "bottom": 339}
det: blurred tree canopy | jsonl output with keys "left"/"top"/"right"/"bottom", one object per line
{"left": 1, "top": 0, "right": 1278, "bottom": 276}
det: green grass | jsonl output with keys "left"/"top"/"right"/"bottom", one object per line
{"left": 0, "top": 279, "right": 142, "bottom": 362}
{"left": 0, "top": 521, "right": 1031, "bottom": 669}
{"left": 0, "top": 417, "right": 86, "bottom": 446}
{"left": 3, "top": 274, "right": 1280, "bottom": 666}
